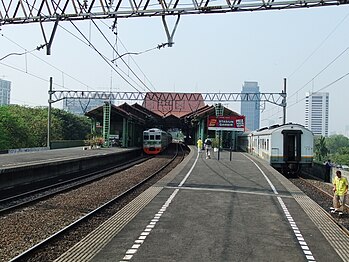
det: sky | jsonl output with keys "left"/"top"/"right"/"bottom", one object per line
{"left": 1, "top": 5, "right": 349, "bottom": 135}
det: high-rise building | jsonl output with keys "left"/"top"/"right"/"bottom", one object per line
{"left": 0, "top": 79, "right": 11, "bottom": 105}
{"left": 345, "top": 125, "right": 349, "bottom": 138}
{"left": 240, "top": 81, "right": 260, "bottom": 131}
{"left": 305, "top": 92, "right": 329, "bottom": 137}
{"left": 63, "top": 98, "right": 106, "bottom": 115}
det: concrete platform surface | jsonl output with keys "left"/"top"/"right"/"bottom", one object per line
{"left": 56, "top": 147, "right": 349, "bottom": 262}
{"left": 0, "top": 147, "right": 137, "bottom": 169}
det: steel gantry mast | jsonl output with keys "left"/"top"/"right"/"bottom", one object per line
{"left": 49, "top": 90, "right": 286, "bottom": 106}
{"left": 1, "top": 0, "right": 348, "bottom": 52}
{"left": 48, "top": 89, "right": 287, "bottom": 129}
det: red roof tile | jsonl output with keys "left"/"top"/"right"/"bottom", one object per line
{"left": 142, "top": 92, "right": 205, "bottom": 118}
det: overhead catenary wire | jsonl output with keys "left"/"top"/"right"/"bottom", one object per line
{"left": 287, "top": 47, "right": 349, "bottom": 101}
{"left": 287, "top": 71, "right": 349, "bottom": 109}
{"left": 105, "top": 18, "right": 159, "bottom": 92}
{"left": 66, "top": 20, "right": 143, "bottom": 93}
{"left": 0, "top": 48, "right": 41, "bottom": 62}
{"left": 22, "top": 0, "right": 155, "bottom": 93}
{"left": 0, "top": 33, "right": 95, "bottom": 91}
{"left": 87, "top": 18, "right": 157, "bottom": 93}
{"left": 262, "top": 12, "right": 349, "bottom": 121}
{"left": 0, "top": 61, "right": 69, "bottom": 90}
{"left": 54, "top": 24, "right": 143, "bottom": 90}
{"left": 50, "top": 0, "right": 157, "bottom": 93}
{"left": 287, "top": 11, "right": 349, "bottom": 80}
{"left": 263, "top": 70, "right": 349, "bottom": 121}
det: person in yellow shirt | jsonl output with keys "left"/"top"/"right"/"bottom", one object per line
{"left": 197, "top": 138, "right": 203, "bottom": 153}
{"left": 331, "top": 170, "right": 348, "bottom": 215}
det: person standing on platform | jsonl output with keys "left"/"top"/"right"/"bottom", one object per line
{"left": 324, "top": 159, "right": 332, "bottom": 183}
{"left": 204, "top": 137, "right": 212, "bottom": 159}
{"left": 331, "top": 170, "right": 348, "bottom": 215}
{"left": 197, "top": 138, "right": 203, "bottom": 153}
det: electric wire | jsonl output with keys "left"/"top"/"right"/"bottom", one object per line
{"left": 0, "top": 61, "right": 69, "bottom": 90}
{"left": 287, "top": 11, "right": 349, "bottom": 80}
{"left": 262, "top": 10, "right": 349, "bottom": 121}
{"left": 23, "top": 0, "right": 150, "bottom": 93}
{"left": 287, "top": 71, "right": 349, "bottom": 109}
{"left": 0, "top": 48, "right": 39, "bottom": 62}
{"left": 263, "top": 71, "right": 349, "bottom": 121}
{"left": 288, "top": 46, "right": 349, "bottom": 101}
{"left": 105, "top": 20, "right": 159, "bottom": 92}
{"left": 88, "top": 18, "right": 154, "bottom": 93}
{"left": 51, "top": 0, "right": 156, "bottom": 93}
{"left": 53, "top": 24, "right": 144, "bottom": 90}
{"left": 65, "top": 20, "right": 143, "bottom": 93}
{"left": 0, "top": 33, "right": 95, "bottom": 90}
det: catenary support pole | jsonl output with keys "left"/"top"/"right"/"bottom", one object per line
{"left": 283, "top": 78, "right": 287, "bottom": 125}
{"left": 47, "top": 77, "right": 53, "bottom": 149}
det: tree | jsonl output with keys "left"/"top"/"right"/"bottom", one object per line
{"left": 0, "top": 106, "right": 30, "bottom": 149}
{"left": 326, "top": 134, "right": 349, "bottom": 154}
{"left": 0, "top": 105, "right": 91, "bottom": 150}
{"left": 332, "top": 147, "right": 349, "bottom": 166}
{"left": 314, "top": 136, "right": 328, "bottom": 162}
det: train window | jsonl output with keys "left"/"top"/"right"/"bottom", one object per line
{"left": 144, "top": 134, "right": 149, "bottom": 140}
{"left": 156, "top": 135, "right": 161, "bottom": 140}
{"left": 150, "top": 135, "right": 155, "bottom": 140}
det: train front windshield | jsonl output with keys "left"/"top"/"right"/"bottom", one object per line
{"left": 144, "top": 133, "right": 157, "bottom": 141}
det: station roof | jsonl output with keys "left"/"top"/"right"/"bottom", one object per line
{"left": 85, "top": 103, "right": 145, "bottom": 125}
{"left": 182, "top": 105, "right": 241, "bottom": 119}
{"left": 85, "top": 100, "right": 242, "bottom": 130}
{"left": 130, "top": 103, "right": 163, "bottom": 121}
{"left": 142, "top": 92, "right": 205, "bottom": 118}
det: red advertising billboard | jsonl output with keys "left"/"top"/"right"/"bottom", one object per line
{"left": 207, "top": 116, "right": 245, "bottom": 131}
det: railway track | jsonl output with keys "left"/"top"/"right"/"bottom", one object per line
{"left": 0, "top": 156, "right": 151, "bottom": 215}
{"left": 290, "top": 175, "right": 349, "bottom": 234}
{"left": 1, "top": 143, "right": 187, "bottom": 262}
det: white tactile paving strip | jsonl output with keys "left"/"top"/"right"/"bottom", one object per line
{"left": 277, "top": 196, "right": 316, "bottom": 261}
{"left": 54, "top": 186, "right": 163, "bottom": 262}
{"left": 119, "top": 189, "right": 179, "bottom": 262}
{"left": 245, "top": 154, "right": 317, "bottom": 262}
{"left": 294, "top": 195, "right": 349, "bottom": 261}
{"left": 55, "top": 149, "right": 196, "bottom": 262}
{"left": 56, "top": 150, "right": 349, "bottom": 262}
{"left": 249, "top": 154, "right": 349, "bottom": 262}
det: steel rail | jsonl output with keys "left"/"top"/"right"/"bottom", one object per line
{"left": 0, "top": 155, "right": 151, "bottom": 215}
{"left": 297, "top": 176, "right": 349, "bottom": 236}
{"left": 8, "top": 143, "right": 183, "bottom": 262}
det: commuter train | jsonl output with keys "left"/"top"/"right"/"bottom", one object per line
{"left": 143, "top": 128, "right": 172, "bottom": 155}
{"left": 238, "top": 123, "right": 314, "bottom": 175}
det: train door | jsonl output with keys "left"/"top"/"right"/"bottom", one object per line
{"left": 282, "top": 130, "right": 302, "bottom": 162}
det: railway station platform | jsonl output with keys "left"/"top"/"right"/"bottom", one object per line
{"left": 56, "top": 147, "right": 349, "bottom": 262}
{"left": 0, "top": 147, "right": 142, "bottom": 191}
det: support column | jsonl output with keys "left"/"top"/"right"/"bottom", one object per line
{"left": 283, "top": 78, "right": 287, "bottom": 125}
{"left": 47, "top": 77, "right": 53, "bottom": 149}
{"left": 122, "top": 118, "right": 128, "bottom": 147}
{"left": 103, "top": 102, "right": 111, "bottom": 147}
{"left": 200, "top": 119, "right": 205, "bottom": 139}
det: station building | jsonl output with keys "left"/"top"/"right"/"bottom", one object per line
{"left": 85, "top": 92, "right": 245, "bottom": 150}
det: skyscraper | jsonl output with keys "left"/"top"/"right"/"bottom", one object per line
{"left": 240, "top": 81, "right": 260, "bottom": 131}
{"left": 305, "top": 92, "right": 329, "bottom": 137}
{"left": 0, "top": 79, "right": 11, "bottom": 106}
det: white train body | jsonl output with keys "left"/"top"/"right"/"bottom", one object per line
{"left": 248, "top": 123, "right": 313, "bottom": 173}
